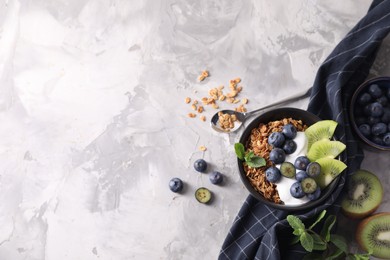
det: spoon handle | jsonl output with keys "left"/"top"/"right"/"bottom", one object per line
{"left": 244, "top": 87, "right": 312, "bottom": 117}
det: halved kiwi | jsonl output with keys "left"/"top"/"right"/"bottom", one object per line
{"left": 341, "top": 170, "right": 383, "bottom": 219}
{"left": 305, "top": 120, "right": 338, "bottom": 149}
{"left": 314, "top": 157, "right": 347, "bottom": 189}
{"left": 356, "top": 213, "right": 390, "bottom": 259}
{"left": 307, "top": 140, "right": 346, "bottom": 162}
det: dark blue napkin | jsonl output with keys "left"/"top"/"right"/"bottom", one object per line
{"left": 219, "top": 1, "right": 390, "bottom": 259}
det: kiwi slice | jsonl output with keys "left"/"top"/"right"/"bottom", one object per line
{"left": 195, "top": 187, "right": 212, "bottom": 204}
{"left": 314, "top": 157, "right": 347, "bottom": 189}
{"left": 341, "top": 170, "right": 383, "bottom": 219}
{"left": 356, "top": 213, "right": 390, "bottom": 259}
{"left": 307, "top": 140, "right": 346, "bottom": 162}
{"left": 305, "top": 120, "right": 338, "bottom": 149}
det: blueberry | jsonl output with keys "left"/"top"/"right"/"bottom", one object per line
{"left": 358, "top": 124, "right": 371, "bottom": 137}
{"left": 377, "top": 96, "right": 388, "bottom": 107}
{"left": 307, "top": 187, "right": 321, "bottom": 201}
{"left": 169, "top": 178, "right": 184, "bottom": 193}
{"left": 290, "top": 182, "right": 305, "bottom": 198}
{"left": 209, "top": 171, "right": 223, "bottom": 185}
{"left": 357, "top": 92, "right": 372, "bottom": 105}
{"left": 282, "top": 124, "right": 297, "bottom": 139}
{"left": 269, "top": 148, "right": 286, "bottom": 164}
{"left": 268, "top": 132, "right": 285, "bottom": 148}
{"left": 371, "top": 122, "right": 387, "bottom": 136}
{"left": 367, "top": 116, "right": 381, "bottom": 125}
{"left": 371, "top": 136, "right": 383, "bottom": 145}
{"left": 306, "top": 162, "right": 321, "bottom": 178}
{"left": 383, "top": 133, "right": 390, "bottom": 146}
{"left": 301, "top": 177, "right": 318, "bottom": 194}
{"left": 369, "top": 102, "right": 384, "bottom": 117}
{"left": 194, "top": 159, "right": 207, "bottom": 173}
{"left": 355, "top": 117, "right": 367, "bottom": 125}
{"left": 280, "top": 162, "right": 296, "bottom": 178}
{"left": 283, "top": 140, "right": 297, "bottom": 154}
{"left": 296, "top": 171, "right": 309, "bottom": 182}
{"left": 381, "top": 108, "right": 390, "bottom": 123}
{"left": 265, "top": 167, "right": 282, "bottom": 183}
{"left": 294, "top": 156, "right": 310, "bottom": 170}
{"left": 368, "top": 84, "right": 382, "bottom": 98}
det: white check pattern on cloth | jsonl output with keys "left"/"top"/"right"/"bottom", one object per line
{"left": 219, "top": 1, "right": 390, "bottom": 259}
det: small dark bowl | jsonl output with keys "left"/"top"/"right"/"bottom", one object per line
{"left": 238, "top": 107, "right": 344, "bottom": 211}
{"left": 349, "top": 76, "right": 390, "bottom": 151}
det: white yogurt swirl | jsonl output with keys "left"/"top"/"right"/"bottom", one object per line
{"left": 275, "top": 132, "right": 309, "bottom": 206}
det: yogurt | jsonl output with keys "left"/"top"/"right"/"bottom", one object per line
{"left": 275, "top": 132, "right": 309, "bottom": 205}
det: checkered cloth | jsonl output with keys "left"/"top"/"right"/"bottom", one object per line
{"left": 219, "top": 1, "right": 390, "bottom": 259}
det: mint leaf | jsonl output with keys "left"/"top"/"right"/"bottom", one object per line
{"left": 300, "top": 232, "right": 314, "bottom": 252}
{"left": 330, "top": 234, "right": 348, "bottom": 253}
{"left": 234, "top": 143, "right": 245, "bottom": 160}
{"left": 320, "top": 215, "right": 336, "bottom": 242}
{"left": 327, "top": 247, "right": 345, "bottom": 260}
{"left": 290, "top": 235, "right": 300, "bottom": 245}
{"left": 287, "top": 215, "right": 305, "bottom": 233}
{"left": 246, "top": 156, "right": 266, "bottom": 168}
{"left": 308, "top": 210, "right": 326, "bottom": 230}
{"left": 311, "top": 233, "right": 326, "bottom": 251}
{"left": 244, "top": 151, "right": 254, "bottom": 162}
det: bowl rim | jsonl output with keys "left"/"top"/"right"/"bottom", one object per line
{"left": 349, "top": 76, "right": 390, "bottom": 151}
{"left": 237, "top": 107, "right": 344, "bottom": 211}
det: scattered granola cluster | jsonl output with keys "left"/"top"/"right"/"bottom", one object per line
{"left": 184, "top": 71, "right": 250, "bottom": 131}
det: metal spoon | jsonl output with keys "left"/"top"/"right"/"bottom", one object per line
{"left": 210, "top": 87, "right": 312, "bottom": 133}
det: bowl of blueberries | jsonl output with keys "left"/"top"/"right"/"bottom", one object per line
{"left": 350, "top": 76, "right": 390, "bottom": 151}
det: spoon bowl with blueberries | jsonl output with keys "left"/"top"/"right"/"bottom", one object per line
{"left": 350, "top": 76, "right": 390, "bottom": 150}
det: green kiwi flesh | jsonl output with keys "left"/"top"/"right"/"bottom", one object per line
{"left": 314, "top": 157, "right": 347, "bottom": 189}
{"left": 341, "top": 170, "right": 383, "bottom": 219}
{"left": 307, "top": 140, "right": 346, "bottom": 162}
{"left": 356, "top": 213, "right": 390, "bottom": 259}
{"left": 305, "top": 120, "right": 338, "bottom": 150}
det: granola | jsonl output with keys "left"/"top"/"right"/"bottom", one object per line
{"left": 244, "top": 118, "right": 307, "bottom": 204}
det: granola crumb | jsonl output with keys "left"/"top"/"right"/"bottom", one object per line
{"left": 242, "top": 98, "right": 248, "bottom": 104}
{"left": 197, "top": 106, "right": 204, "bottom": 113}
{"left": 198, "top": 70, "right": 209, "bottom": 81}
{"left": 185, "top": 97, "right": 191, "bottom": 104}
{"left": 199, "top": 145, "right": 207, "bottom": 151}
{"left": 200, "top": 115, "right": 206, "bottom": 121}
{"left": 188, "top": 113, "right": 196, "bottom": 118}
{"left": 191, "top": 104, "right": 197, "bottom": 111}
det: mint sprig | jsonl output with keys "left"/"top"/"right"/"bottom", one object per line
{"left": 234, "top": 143, "right": 266, "bottom": 168}
{"left": 288, "top": 210, "right": 371, "bottom": 259}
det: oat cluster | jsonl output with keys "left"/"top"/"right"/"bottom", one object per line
{"left": 245, "top": 118, "right": 307, "bottom": 204}
{"left": 185, "top": 71, "right": 249, "bottom": 130}
{"left": 218, "top": 112, "right": 238, "bottom": 131}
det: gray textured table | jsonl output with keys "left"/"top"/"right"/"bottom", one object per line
{"left": 0, "top": 1, "right": 388, "bottom": 259}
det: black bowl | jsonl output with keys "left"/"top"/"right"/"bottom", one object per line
{"left": 238, "top": 107, "right": 343, "bottom": 211}
{"left": 349, "top": 76, "right": 390, "bottom": 151}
